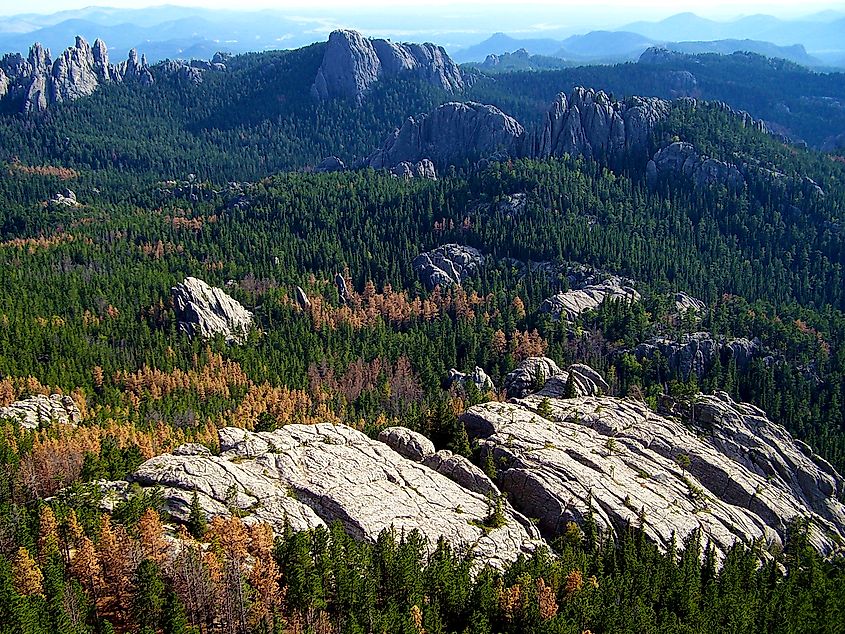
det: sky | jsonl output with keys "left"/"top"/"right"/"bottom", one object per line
{"left": 3, "top": 0, "right": 845, "bottom": 21}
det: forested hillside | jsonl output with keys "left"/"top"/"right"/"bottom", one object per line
{"left": 0, "top": 32, "right": 844, "bottom": 634}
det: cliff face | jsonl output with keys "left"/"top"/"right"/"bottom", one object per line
{"left": 0, "top": 36, "right": 152, "bottom": 112}
{"left": 312, "top": 29, "right": 463, "bottom": 102}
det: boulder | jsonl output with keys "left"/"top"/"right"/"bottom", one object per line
{"left": 462, "top": 390, "right": 845, "bottom": 558}
{"left": 124, "top": 424, "right": 543, "bottom": 569}
{"left": 294, "top": 286, "right": 311, "bottom": 310}
{"left": 503, "top": 357, "right": 563, "bottom": 398}
{"left": 412, "top": 244, "right": 485, "bottom": 289}
{"left": 171, "top": 277, "right": 253, "bottom": 344}
{"left": 675, "top": 291, "right": 706, "bottom": 315}
{"left": 378, "top": 426, "right": 435, "bottom": 461}
{"left": 312, "top": 29, "right": 463, "bottom": 103}
{"left": 0, "top": 394, "right": 82, "bottom": 429}
{"left": 334, "top": 273, "right": 351, "bottom": 303}
{"left": 448, "top": 366, "right": 495, "bottom": 393}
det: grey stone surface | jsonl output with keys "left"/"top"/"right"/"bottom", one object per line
{"left": 122, "top": 424, "right": 543, "bottom": 568}
{"left": 312, "top": 29, "right": 463, "bottom": 102}
{"left": 294, "top": 286, "right": 311, "bottom": 310}
{"left": 389, "top": 159, "right": 437, "bottom": 180}
{"left": 448, "top": 366, "right": 495, "bottom": 393}
{"left": 171, "top": 276, "right": 253, "bottom": 344}
{"left": 0, "top": 394, "right": 82, "bottom": 429}
{"left": 462, "top": 389, "right": 845, "bottom": 558}
{"left": 412, "top": 244, "right": 485, "bottom": 289}
{"left": 535, "top": 88, "right": 670, "bottom": 163}
{"left": 367, "top": 102, "right": 525, "bottom": 171}
{"left": 675, "top": 291, "right": 706, "bottom": 315}
{"left": 503, "top": 357, "right": 564, "bottom": 398}
{"left": 633, "top": 332, "right": 764, "bottom": 380}
{"left": 0, "top": 37, "right": 153, "bottom": 112}
{"left": 648, "top": 141, "right": 745, "bottom": 190}
{"left": 378, "top": 426, "right": 436, "bottom": 461}
{"left": 540, "top": 280, "right": 640, "bottom": 322}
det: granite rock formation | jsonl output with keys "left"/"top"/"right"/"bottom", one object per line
{"left": 412, "top": 244, "right": 485, "bottom": 289}
{"left": 107, "top": 424, "right": 543, "bottom": 569}
{"left": 462, "top": 386, "right": 845, "bottom": 558}
{"left": 312, "top": 29, "right": 463, "bottom": 103}
{"left": 448, "top": 366, "right": 495, "bottom": 393}
{"left": 171, "top": 277, "right": 253, "bottom": 344}
{"left": 367, "top": 102, "right": 525, "bottom": 171}
{"left": 534, "top": 88, "right": 670, "bottom": 164}
{"left": 0, "top": 394, "right": 82, "bottom": 429}
{"left": 540, "top": 280, "right": 641, "bottom": 322}
{"left": 633, "top": 332, "right": 765, "bottom": 380}
{"left": 0, "top": 37, "right": 152, "bottom": 112}
{"left": 647, "top": 141, "right": 745, "bottom": 190}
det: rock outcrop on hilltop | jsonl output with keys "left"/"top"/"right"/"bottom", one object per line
{"left": 540, "top": 279, "right": 640, "bottom": 322}
{"left": 412, "top": 244, "right": 485, "bottom": 289}
{"left": 633, "top": 332, "right": 765, "bottom": 380}
{"left": 0, "top": 394, "right": 82, "bottom": 429}
{"left": 534, "top": 88, "right": 670, "bottom": 164}
{"left": 367, "top": 102, "right": 525, "bottom": 172}
{"left": 105, "top": 424, "right": 543, "bottom": 570}
{"left": 312, "top": 29, "right": 463, "bottom": 102}
{"left": 0, "top": 36, "right": 152, "bottom": 112}
{"left": 171, "top": 277, "right": 253, "bottom": 344}
{"left": 647, "top": 141, "right": 745, "bottom": 190}
{"left": 462, "top": 386, "right": 845, "bottom": 558}
{"left": 448, "top": 366, "right": 495, "bottom": 393}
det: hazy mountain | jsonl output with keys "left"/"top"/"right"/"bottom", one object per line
{"left": 452, "top": 33, "right": 563, "bottom": 63}
{"left": 556, "top": 31, "right": 656, "bottom": 60}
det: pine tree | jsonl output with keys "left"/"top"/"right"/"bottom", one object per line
{"left": 187, "top": 492, "right": 207, "bottom": 539}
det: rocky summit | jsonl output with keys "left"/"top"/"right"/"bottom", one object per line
{"left": 0, "top": 36, "right": 152, "bottom": 112}
{"left": 171, "top": 277, "right": 253, "bottom": 344}
{"left": 462, "top": 387, "right": 845, "bottom": 558}
{"left": 367, "top": 102, "right": 525, "bottom": 171}
{"left": 534, "top": 88, "right": 670, "bottom": 164}
{"left": 109, "top": 424, "right": 543, "bottom": 570}
{"left": 312, "top": 29, "right": 463, "bottom": 103}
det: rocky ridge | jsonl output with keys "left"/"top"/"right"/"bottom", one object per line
{"left": 633, "top": 332, "right": 766, "bottom": 380}
{"left": 0, "top": 394, "right": 82, "bottom": 429}
{"left": 312, "top": 29, "right": 463, "bottom": 103}
{"left": 108, "top": 424, "right": 542, "bottom": 570}
{"left": 0, "top": 36, "right": 152, "bottom": 112}
{"left": 171, "top": 276, "right": 253, "bottom": 344}
{"left": 367, "top": 102, "right": 525, "bottom": 172}
{"left": 462, "top": 387, "right": 845, "bottom": 558}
